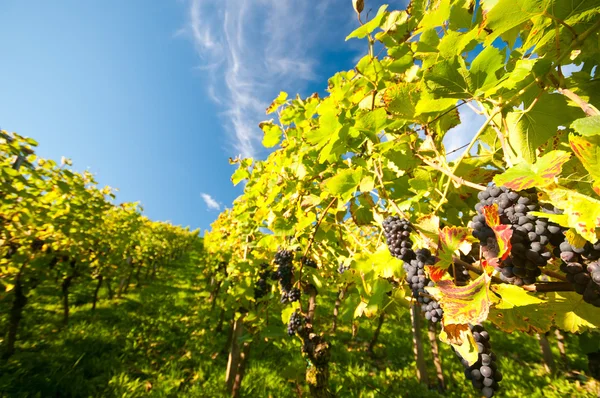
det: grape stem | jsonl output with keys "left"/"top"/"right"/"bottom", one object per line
{"left": 298, "top": 198, "right": 338, "bottom": 287}
{"left": 522, "top": 282, "right": 574, "bottom": 293}
{"left": 540, "top": 268, "right": 568, "bottom": 282}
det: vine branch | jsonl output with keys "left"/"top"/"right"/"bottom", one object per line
{"left": 416, "top": 154, "right": 486, "bottom": 191}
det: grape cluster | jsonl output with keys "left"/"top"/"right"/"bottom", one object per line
{"left": 456, "top": 325, "right": 502, "bottom": 398}
{"left": 422, "top": 299, "right": 443, "bottom": 323}
{"left": 558, "top": 240, "right": 600, "bottom": 307}
{"left": 274, "top": 249, "right": 298, "bottom": 303}
{"left": 337, "top": 263, "right": 350, "bottom": 274}
{"left": 287, "top": 310, "right": 305, "bottom": 336}
{"left": 254, "top": 264, "right": 272, "bottom": 300}
{"left": 405, "top": 248, "right": 444, "bottom": 324}
{"left": 471, "top": 185, "right": 564, "bottom": 286}
{"left": 405, "top": 248, "right": 435, "bottom": 292}
{"left": 382, "top": 217, "right": 444, "bottom": 323}
{"left": 302, "top": 257, "right": 318, "bottom": 269}
{"left": 383, "top": 216, "right": 415, "bottom": 262}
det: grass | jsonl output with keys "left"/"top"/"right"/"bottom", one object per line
{"left": 0, "top": 250, "right": 598, "bottom": 397}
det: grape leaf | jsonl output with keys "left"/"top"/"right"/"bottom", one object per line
{"left": 266, "top": 92, "right": 288, "bottom": 114}
{"left": 543, "top": 187, "right": 600, "bottom": 243}
{"left": 482, "top": 0, "right": 544, "bottom": 46}
{"left": 439, "top": 324, "right": 479, "bottom": 365}
{"left": 346, "top": 5, "right": 389, "bottom": 40}
{"left": 417, "top": 0, "right": 451, "bottom": 31}
{"left": 425, "top": 56, "right": 471, "bottom": 98}
{"left": 431, "top": 226, "right": 475, "bottom": 281}
{"left": 493, "top": 150, "right": 571, "bottom": 190}
{"left": 323, "top": 168, "right": 362, "bottom": 202}
{"left": 426, "top": 272, "right": 491, "bottom": 326}
{"left": 571, "top": 115, "right": 600, "bottom": 136}
{"left": 546, "top": 292, "right": 600, "bottom": 333}
{"left": 383, "top": 82, "right": 420, "bottom": 120}
{"left": 259, "top": 121, "right": 283, "bottom": 148}
{"left": 569, "top": 134, "right": 600, "bottom": 196}
{"left": 469, "top": 45, "right": 505, "bottom": 93}
{"left": 505, "top": 93, "right": 580, "bottom": 163}
{"left": 488, "top": 284, "right": 552, "bottom": 333}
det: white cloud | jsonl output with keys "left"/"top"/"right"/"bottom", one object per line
{"left": 201, "top": 192, "right": 221, "bottom": 210}
{"left": 185, "top": 0, "right": 361, "bottom": 159}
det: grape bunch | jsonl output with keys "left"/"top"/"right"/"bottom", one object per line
{"left": 383, "top": 216, "right": 415, "bottom": 262}
{"left": 274, "top": 249, "right": 297, "bottom": 303}
{"left": 456, "top": 324, "right": 502, "bottom": 398}
{"left": 471, "top": 185, "right": 564, "bottom": 286}
{"left": 405, "top": 248, "right": 435, "bottom": 292}
{"left": 382, "top": 217, "right": 444, "bottom": 324}
{"left": 302, "top": 257, "right": 318, "bottom": 269}
{"left": 254, "top": 264, "right": 272, "bottom": 300}
{"left": 405, "top": 248, "right": 444, "bottom": 324}
{"left": 422, "top": 299, "right": 443, "bottom": 323}
{"left": 557, "top": 240, "right": 600, "bottom": 307}
{"left": 287, "top": 310, "right": 305, "bottom": 336}
{"left": 337, "top": 263, "right": 350, "bottom": 274}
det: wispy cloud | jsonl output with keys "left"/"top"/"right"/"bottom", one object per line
{"left": 185, "top": 0, "right": 362, "bottom": 159}
{"left": 201, "top": 192, "right": 221, "bottom": 210}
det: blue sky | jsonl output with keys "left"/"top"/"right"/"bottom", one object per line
{"left": 1, "top": 0, "right": 519, "bottom": 233}
{"left": 0, "top": 0, "right": 409, "bottom": 233}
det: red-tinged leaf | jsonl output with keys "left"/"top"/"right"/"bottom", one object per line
{"left": 435, "top": 226, "right": 476, "bottom": 273}
{"left": 493, "top": 150, "right": 571, "bottom": 190}
{"left": 426, "top": 265, "right": 446, "bottom": 283}
{"left": 426, "top": 272, "right": 491, "bottom": 326}
{"left": 482, "top": 204, "right": 513, "bottom": 264}
{"left": 482, "top": 203, "right": 500, "bottom": 227}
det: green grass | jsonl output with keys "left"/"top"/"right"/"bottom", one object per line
{"left": 1, "top": 251, "right": 598, "bottom": 397}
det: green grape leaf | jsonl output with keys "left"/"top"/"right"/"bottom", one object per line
{"left": 266, "top": 91, "right": 288, "bottom": 114}
{"left": 417, "top": 0, "right": 451, "bottom": 31}
{"left": 383, "top": 82, "right": 420, "bottom": 120}
{"left": 493, "top": 150, "right": 571, "bottom": 190}
{"left": 571, "top": 115, "right": 600, "bottom": 136}
{"left": 482, "top": 0, "right": 544, "bottom": 46}
{"left": 323, "top": 168, "right": 362, "bottom": 202}
{"left": 431, "top": 226, "right": 475, "bottom": 281}
{"left": 354, "top": 108, "right": 389, "bottom": 136}
{"left": 425, "top": 56, "right": 471, "bottom": 98}
{"left": 505, "top": 94, "right": 580, "bottom": 163}
{"left": 569, "top": 134, "right": 600, "bottom": 196}
{"left": 231, "top": 165, "right": 250, "bottom": 186}
{"left": 346, "top": 5, "right": 388, "bottom": 40}
{"left": 426, "top": 272, "right": 491, "bottom": 327}
{"left": 543, "top": 187, "right": 600, "bottom": 243}
{"left": 488, "top": 284, "right": 553, "bottom": 333}
{"left": 354, "top": 248, "right": 404, "bottom": 279}
{"left": 259, "top": 121, "right": 283, "bottom": 148}
{"left": 546, "top": 292, "right": 600, "bottom": 333}
{"left": 469, "top": 45, "right": 504, "bottom": 93}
